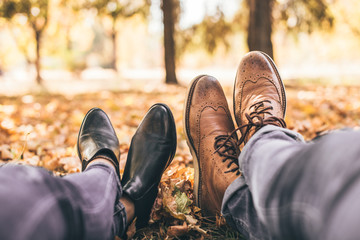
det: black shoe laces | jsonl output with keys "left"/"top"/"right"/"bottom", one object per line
{"left": 214, "top": 134, "right": 241, "bottom": 175}
{"left": 241, "top": 100, "right": 287, "bottom": 138}
{"left": 214, "top": 100, "right": 286, "bottom": 172}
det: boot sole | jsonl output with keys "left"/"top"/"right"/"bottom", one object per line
{"left": 183, "top": 75, "right": 207, "bottom": 208}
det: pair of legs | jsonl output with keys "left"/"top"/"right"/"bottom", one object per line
{"left": 184, "top": 51, "right": 360, "bottom": 239}
{"left": 0, "top": 162, "right": 126, "bottom": 239}
{"left": 0, "top": 104, "right": 176, "bottom": 239}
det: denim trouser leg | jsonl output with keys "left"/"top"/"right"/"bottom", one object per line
{"left": 222, "top": 125, "right": 360, "bottom": 240}
{"left": 0, "top": 162, "right": 126, "bottom": 240}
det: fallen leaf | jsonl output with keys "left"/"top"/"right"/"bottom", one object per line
{"left": 167, "top": 222, "right": 189, "bottom": 237}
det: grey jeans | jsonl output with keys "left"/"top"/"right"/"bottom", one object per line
{"left": 222, "top": 125, "right": 360, "bottom": 240}
{"left": 0, "top": 163, "right": 126, "bottom": 240}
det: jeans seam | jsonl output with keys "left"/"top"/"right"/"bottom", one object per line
{"left": 113, "top": 201, "right": 127, "bottom": 237}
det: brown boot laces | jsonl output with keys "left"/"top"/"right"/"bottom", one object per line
{"left": 215, "top": 100, "right": 286, "bottom": 165}
{"left": 214, "top": 134, "right": 241, "bottom": 176}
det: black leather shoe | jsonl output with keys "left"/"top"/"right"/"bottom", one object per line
{"left": 77, "top": 108, "right": 120, "bottom": 178}
{"left": 121, "top": 103, "right": 177, "bottom": 228}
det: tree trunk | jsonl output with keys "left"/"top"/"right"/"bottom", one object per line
{"left": 35, "top": 30, "right": 42, "bottom": 85}
{"left": 161, "top": 0, "right": 178, "bottom": 84}
{"left": 110, "top": 19, "right": 118, "bottom": 72}
{"left": 247, "top": 0, "right": 274, "bottom": 59}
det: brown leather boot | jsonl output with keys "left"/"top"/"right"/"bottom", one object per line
{"left": 233, "top": 51, "right": 287, "bottom": 144}
{"left": 184, "top": 75, "right": 240, "bottom": 217}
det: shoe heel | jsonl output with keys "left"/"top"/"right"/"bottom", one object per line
{"left": 134, "top": 186, "right": 158, "bottom": 229}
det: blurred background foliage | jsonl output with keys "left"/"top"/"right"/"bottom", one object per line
{"left": 0, "top": 0, "right": 359, "bottom": 89}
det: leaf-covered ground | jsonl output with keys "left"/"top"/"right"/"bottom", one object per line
{"left": 0, "top": 82, "right": 360, "bottom": 239}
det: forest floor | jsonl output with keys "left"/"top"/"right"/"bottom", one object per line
{"left": 0, "top": 81, "right": 360, "bottom": 239}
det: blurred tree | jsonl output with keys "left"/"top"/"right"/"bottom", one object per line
{"left": 247, "top": 0, "right": 274, "bottom": 58}
{"left": 335, "top": 0, "right": 360, "bottom": 40}
{"left": 57, "top": 0, "right": 89, "bottom": 73}
{"left": 277, "top": 0, "right": 334, "bottom": 33}
{"left": 247, "top": 0, "right": 334, "bottom": 58}
{"left": 59, "top": 0, "right": 77, "bottom": 52}
{"left": 179, "top": 0, "right": 333, "bottom": 60}
{"left": 0, "top": 0, "right": 49, "bottom": 84}
{"left": 79, "top": 0, "right": 150, "bottom": 72}
{"left": 161, "top": 0, "right": 178, "bottom": 84}
{"left": 178, "top": 7, "right": 233, "bottom": 57}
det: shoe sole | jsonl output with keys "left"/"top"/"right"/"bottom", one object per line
{"left": 233, "top": 51, "right": 287, "bottom": 127}
{"left": 76, "top": 107, "right": 106, "bottom": 166}
{"left": 183, "top": 75, "right": 207, "bottom": 208}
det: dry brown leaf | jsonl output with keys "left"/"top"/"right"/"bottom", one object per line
{"left": 167, "top": 222, "right": 189, "bottom": 237}
{"left": 125, "top": 220, "right": 136, "bottom": 239}
{"left": 0, "top": 145, "right": 12, "bottom": 160}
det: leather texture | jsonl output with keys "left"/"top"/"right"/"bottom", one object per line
{"left": 184, "top": 75, "right": 240, "bottom": 217}
{"left": 77, "top": 108, "right": 120, "bottom": 176}
{"left": 121, "top": 103, "right": 177, "bottom": 228}
{"left": 234, "top": 51, "right": 286, "bottom": 143}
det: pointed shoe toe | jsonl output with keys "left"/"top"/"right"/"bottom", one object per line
{"left": 77, "top": 108, "right": 120, "bottom": 177}
{"left": 121, "top": 103, "right": 177, "bottom": 228}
